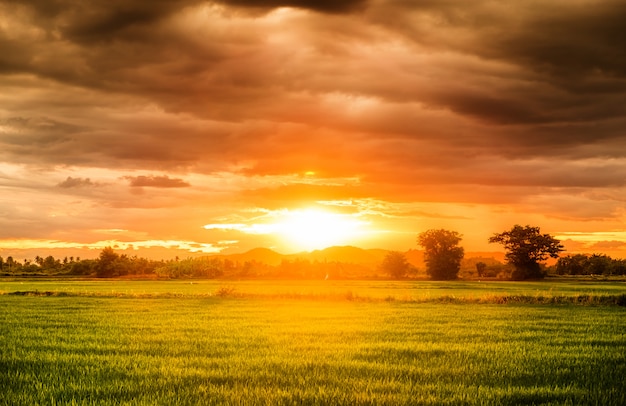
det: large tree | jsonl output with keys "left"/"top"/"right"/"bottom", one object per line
{"left": 489, "top": 225, "right": 564, "bottom": 280}
{"left": 417, "top": 229, "right": 464, "bottom": 280}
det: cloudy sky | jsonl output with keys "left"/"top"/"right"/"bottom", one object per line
{"left": 1, "top": 0, "right": 626, "bottom": 260}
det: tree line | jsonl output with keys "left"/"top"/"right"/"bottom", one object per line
{"left": 382, "top": 224, "right": 625, "bottom": 280}
{"left": 2, "top": 225, "right": 625, "bottom": 280}
{"left": 554, "top": 254, "right": 626, "bottom": 276}
{"left": 0, "top": 247, "right": 378, "bottom": 279}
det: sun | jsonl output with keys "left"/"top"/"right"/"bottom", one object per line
{"left": 275, "top": 208, "right": 367, "bottom": 251}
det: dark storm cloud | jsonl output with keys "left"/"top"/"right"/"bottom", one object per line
{"left": 9, "top": 0, "right": 201, "bottom": 38}
{"left": 377, "top": 0, "right": 626, "bottom": 78}
{"left": 123, "top": 175, "right": 191, "bottom": 188}
{"left": 366, "top": 1, "right": 626, "bottom": 127}
{"left": 473, "top": 2, "right": 626, "bottom": 127}
{"left": 492, "top": 3, "right": 626, "bottom": 80}
{"left": 0, "top": 116, "right": 86, "bottom": 164}
{"left": 2, "top": 0, "right": 626, "bottom": 257}
{"left": 2, "top": 0, "right": 626, "bottom": 191}
{"left": 0, "top": 117, "right": 80, "bottom": 143}
{"left": 433, "top": 92, "right": 547, "bottom": 125}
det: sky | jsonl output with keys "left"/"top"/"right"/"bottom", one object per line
{"left": 1, "top": 0, "right": 626, "bottom": 260}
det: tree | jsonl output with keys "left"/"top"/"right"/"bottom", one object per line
{"left": 475, "top": 261, "right": 487, "bottom": 278}
{"left": 555, "top": 253, "right": 618, "bottom": 276}
{"left": 42, "top": 255, "right": 61, "bottom": 271}
{"left": 417, "top": 229, "right": 464, "bottom": 280}
{"left": 6, "top": 256, "right": 15, "bottom": 271}
{"left": 68, "top": 259, "right": 96, "bottom": 276}
{"left": 489, "top": 225, "right": 564, "bottom": 280}
{"left": 555, "top": 254, "right": 588, "bottom": 275}
{"left": 586, "top": 254, "right": 613, "bottom": 276}
{"left": 380, "top": 251, "right": 411, "bottom": 279}
{"left": 95, "top": 247, "right": 120, "bottom": 277}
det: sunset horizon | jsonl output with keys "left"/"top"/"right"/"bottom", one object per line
{"left": 2, "top": 0, "right": 626, "bottom": 262}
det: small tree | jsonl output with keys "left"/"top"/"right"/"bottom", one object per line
{"left": 475, "top": 262, "right": 487, "bottom": 278}
{"left": 417, "top": 229, "right": 464, "bottom": 280}
{"left": 6, "top": 256, "right": 16, "bottom": 271}
{"left": 381, "top": 251, "right": 411, "bottom": 279}
{"left": 489, "top": 224, "right": 564, "bottom": 280}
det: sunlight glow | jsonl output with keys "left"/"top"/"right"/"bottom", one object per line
{"left": 556, "top": 231, "right": 626, "bottom": 243}
{"left": 275, "top": 209, "right": 368, "bottom": 251}
{"left": 205, "top": 208, "right": 369, "bottom": 252}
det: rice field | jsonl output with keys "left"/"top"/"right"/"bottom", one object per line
{"left": 2, "top": 278, "right": 626, "bottom": 301}
{"left": 1, "top": 279, "right": 625, "bottom": 405}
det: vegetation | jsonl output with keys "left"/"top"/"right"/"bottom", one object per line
{"left": 417, "top": 229, "right": 464, "bottom": 280}
{"left": 0, "top": 251, "right": 163, "bottom": 278}
{"left": 3, "top": 248, "right": 626, "bottom": 281}
{"left": 380, "top": 251, "right": 412, "bottom": 279}
{"left": 0, "top": 249, "right": 374, "bottom": 280}
{"left": 2, "top": 279, "right": 626, "bottom": 303}
{"left": 2, "top": 222, "right": 625, "bottom": 281}
{"left": 489, "top": 225, "right": 565, "bottom": 280}
{"left": 1, "top": 222, "right": 624, "bottom": 404}
{"left": 555, "top": 253, "right": 626, "bottom": 276}
{"left": 1, "top": 280, "right": 625, "bottom": 405}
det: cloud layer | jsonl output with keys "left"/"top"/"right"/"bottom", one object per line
{"left": 1, "top": 0, "right": 626, "bottom": 257}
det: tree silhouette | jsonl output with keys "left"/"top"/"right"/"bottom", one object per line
{"left": 6, "top": 256, "right": 15, "bottom": 271}
{"left": 417, "top": 229, "right": 464, "bottom": 280}
{"left": 475, "top": 262, "right": 487, "bottom": 278}
{"left": 95, "top": 247, "right": 120, "bottom": 277}
{"left": 380, "top": 251, "right": 411, "bottom": 279}
{"left": 489, "top": 224, "right": 564, "bottom": 280}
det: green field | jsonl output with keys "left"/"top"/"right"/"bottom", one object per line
{"left": 2, "top": 278, "right": 626, "bottom": 301}
{"left": 1, "top": 280, "right": 625, "bottom": 405}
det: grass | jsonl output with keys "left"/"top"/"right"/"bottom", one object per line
{"left": 1, "top": 279, "right": 626, "bottom": 309}
{"left": 1, "top": 278, "right": 626, "bottom": 301}
{"left": 1, "top": 279, "right": 625, "bottom": 405}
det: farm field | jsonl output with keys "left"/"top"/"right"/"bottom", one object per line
{"left": 2, "top": 278, "right": 626, "bottom": 301}
{"left": 1, "top": 280, "right": 625, "bottom": 405}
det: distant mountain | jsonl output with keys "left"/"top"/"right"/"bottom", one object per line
{"left": 404, "top": 249, "right": 425, "bottom": 267}
{"left": 209, "top": 246, "right": 505, "bottom": 269}
{"left": 294, "top": 246, "right": 389, "bottom": 265}
{"left": 463, "top": 252, "right": 506, "bottom": 263}
{"left": 209, "top": 246, "right": 388, "bottom": 268}
{"left": 215, "top": 247, "right": 285, "bottom": 266}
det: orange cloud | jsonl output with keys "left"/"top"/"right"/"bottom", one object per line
{"left": 1, "top": 0, "right": 626, "bottom": 259}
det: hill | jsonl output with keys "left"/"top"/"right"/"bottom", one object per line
{"left": 210, "top": 246, "right": 506, "bottom": 270}
{"left": 294, "top": 246, "right": 389, "bottom": 266}
{"left": 215, "top": 247, "right": 286, "bottom": 266}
